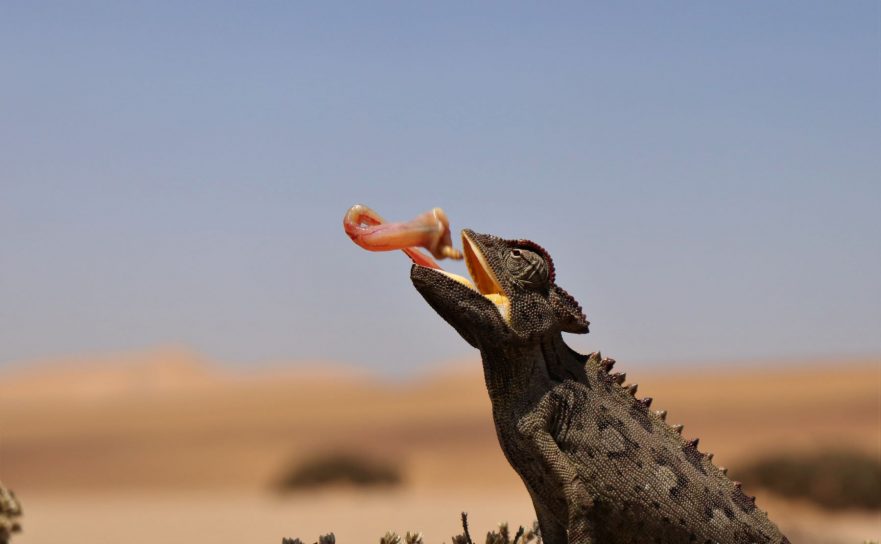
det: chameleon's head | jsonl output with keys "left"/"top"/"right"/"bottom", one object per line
{"left": 411, "top": 229, "right": 589, "bottom": 349}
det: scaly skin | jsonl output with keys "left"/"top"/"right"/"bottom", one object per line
{"left": 411, "top": 230, "right": 789, "bottom": 544}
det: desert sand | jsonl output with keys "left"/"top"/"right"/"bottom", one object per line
{"left": 0, "top": 348, "right": 878, "bottom": 543}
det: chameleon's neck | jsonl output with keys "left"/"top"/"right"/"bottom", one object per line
{"left": 478, "top": 333, "right": 584, "bottom": 409}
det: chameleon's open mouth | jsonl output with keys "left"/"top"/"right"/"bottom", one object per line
{"left": 433, "top": 230, "right": 511, "bottom": 320}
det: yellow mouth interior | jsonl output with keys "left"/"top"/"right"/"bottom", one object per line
{"left": 435, "top": 231, "right": 510, "bottom": 321}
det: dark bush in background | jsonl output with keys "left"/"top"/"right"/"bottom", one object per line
{"left": 734, "top": 450, "right": 881, "bottom": 510}
{"left": 274, "top": 452, "right": 402, "bottom": 492}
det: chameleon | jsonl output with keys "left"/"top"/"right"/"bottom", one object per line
{"left": 344, "top": 206, "right": 789, "bottom": 544}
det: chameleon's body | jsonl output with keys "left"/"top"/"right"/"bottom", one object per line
{"left": 411, "top": 230, "right": 788, "bottom": 544}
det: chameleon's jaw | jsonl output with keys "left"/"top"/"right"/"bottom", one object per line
{"left": 431, "top": 230, "right": 511, "bottom": 322}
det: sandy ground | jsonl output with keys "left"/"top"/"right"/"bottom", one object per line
{"left": 0, "top": 349, "right": 879, "bottom": 543}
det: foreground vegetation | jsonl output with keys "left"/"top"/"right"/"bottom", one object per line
{"left": 283, "top": 513, "right": 541, "bottom": 544}
{"left": 0, "top": 482, "right": 22, "bottom": 544}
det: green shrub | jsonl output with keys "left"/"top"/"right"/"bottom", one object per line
{"left": 734, "top": 450, "right": 881, "bottom": 510}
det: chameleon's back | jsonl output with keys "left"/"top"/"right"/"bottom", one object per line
{"left": 553, "top": 354, "right": 789, "bottom": 544}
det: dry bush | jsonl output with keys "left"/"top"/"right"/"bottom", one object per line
{"left": 273, "top": 452, "right": 402, "bottom": 492}
{"left": 734, "top": 450, "right": 881, "bottom": 510}
{"left": 283, "top": 512, "right": 541, "bottom": 544}
{"left": 0, "top": 482, "right": 22, "bottom": 544}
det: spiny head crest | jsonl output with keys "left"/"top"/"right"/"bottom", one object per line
{"left": 510, "top": 236, "right": 588, "bottom": 335}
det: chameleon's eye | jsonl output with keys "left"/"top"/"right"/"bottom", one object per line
{"left": 505, "top": 248, "right": 548, "bottom": 290}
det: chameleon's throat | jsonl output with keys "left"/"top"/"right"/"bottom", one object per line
{"left": 479, "top": 334, "right": 580, "bottom": 409}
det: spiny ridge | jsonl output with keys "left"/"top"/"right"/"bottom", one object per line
{"left": 587, "top": 354, "right": 725, "bottom": 495}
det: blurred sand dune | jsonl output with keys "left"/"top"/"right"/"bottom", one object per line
{"left": 0, "top": 349, "right": 878, "bottom": 543}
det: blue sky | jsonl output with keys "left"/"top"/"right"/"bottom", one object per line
{"left": 1, "top": 2, "right": 879, "bottom": 374}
